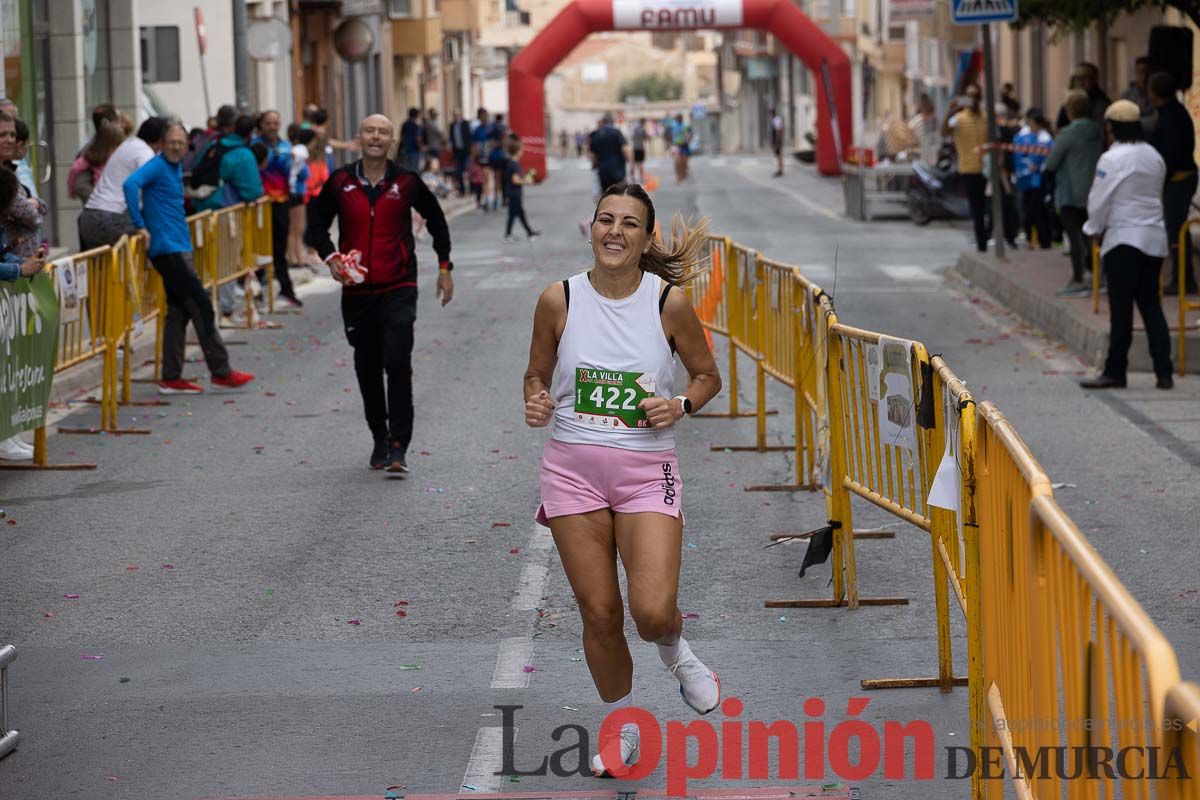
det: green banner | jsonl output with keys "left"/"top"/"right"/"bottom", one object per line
{"left": 0, "top": 272, "right": 60, "bottom": 439}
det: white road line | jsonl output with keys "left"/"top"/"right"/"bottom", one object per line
{"left": 461, "top": 727, "right": 505, "bottom": 793}
{"left": 512, "top": 525, "right": 555, "bottom": 611}
{"left": 732, "top": 161, "right": 842, "bottom": 221}
{"left": 877, "top": 264, "right": 939, "bottom": 282}
{"left": 491, "top": 636, "right": 535, "bottom": 689}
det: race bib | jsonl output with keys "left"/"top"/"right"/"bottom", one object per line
{"left": 574, "top": 368, "right": 656, "bottom": 429}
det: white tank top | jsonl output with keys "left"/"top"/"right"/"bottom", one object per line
{"left": 551, "top": 270, "right": 677, "bottom": 451}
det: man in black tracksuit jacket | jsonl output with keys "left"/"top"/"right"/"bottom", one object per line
{"left": 305, "top": 114, "right": 453, "bottom": 474}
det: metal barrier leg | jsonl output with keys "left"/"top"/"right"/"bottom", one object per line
{"left": 60, "top": 344, "right": 151, "bottom": 436}
{"left": 0, "top": 426, "right": 98, "bottom": 471}
{"left": 0, "top": 644, "right": 19, "bottom": 760}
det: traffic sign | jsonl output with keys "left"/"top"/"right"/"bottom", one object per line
{"left": 951, "top": 0, "right": 1017, "bottom": 25}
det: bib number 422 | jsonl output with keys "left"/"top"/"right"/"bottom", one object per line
{"left": 574, "top": 368, "right": 656, "bottom": 429}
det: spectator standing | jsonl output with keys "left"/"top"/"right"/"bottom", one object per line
{"left": 286, "top": 124, "right": 316, "bottom": 272}
{"left": 423, "top": 109, "right": 445, "bottom": 174}
{"left": 1013, "top": 109, "right": 1054, "bottom": 249}
{"left": 254, "top": 110, "right": 302, "bottom": 307}
{"left": 400, "top": 108, "right": 422, "bottom": 173}
{"left": 1056, "top": 63, "right": 1111, "bottom": 131}
{"left": 1045, "top": 90, "right": 1105, "bottom": 295}
{"left": 193, "top": 114, "right": 264, "bottom": 316}
{"left": 559, "top": 129, "right": 570, "bottom": 157}
{"left": 589, "top": 113, "right": 630, "bottom": 193}
{"left": 942, "top": 84, "right": 989, "bottom": 253}
{"left": 487, "top": 125, "right": 507, "bottom": 211}
{"left": 503, "top": 139, "right": 540, "bottom": 242}
{"left": 0, "top": 110, "right": 45, "bottom": 261}
{"left": 630, "top": 118, "right": 647, "bottom": 184}
{"left": 1121, "top": 56, "right": 1157, "bottom": 132}
{"left": 989, "top": 104, "right": 1021, "bottom": 249}
{"left": 124, "top": 122, "right": 254, "bottom": 395}
{"left": 574, "top": 130, "right": 585, "bottom": 158}
{"left": 770, "top": 107, "right": 785, "bottom": 177}
{"left": 0, "top": 165, "right": 45, "bottom": 462}
{"left": 1001, "top": 82, "right": 1021, "bottom": 115}
{"left": 908, "top": 93, "right": 939, "bottom": 165}
{"left": 78, "top": 117, "right": 166, "bottom": 250}
{"left": 67, "top": 120, "right": 124, "bottom": 203}
{"left": 449, "top": 110, "right": 472, "bottom": 196}
{"left": 1147, "top": 71, "right": 1199, "bottom": 295}
{"left": 12, "top": 119, "right": 37, "bottom": 200}
{"left": 1080, "top": 100, "right": 1174, "bottom": 390}
{"left": 472, "top": 109, "right": 496, "bottom": 211}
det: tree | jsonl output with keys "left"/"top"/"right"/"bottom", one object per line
{"left": 618, "top": 74, "right": 683, "bottom": 103}
{"left": 1017, "top": 0, "right": 1200, "bottom": 31}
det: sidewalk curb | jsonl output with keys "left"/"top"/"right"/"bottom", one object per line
{"left": 956, "top": 250, "right": 1119, "bottom": 371}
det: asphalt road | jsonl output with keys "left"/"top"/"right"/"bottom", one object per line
{"left": 0, "top": 154, "right": 1196, "bottom": 799}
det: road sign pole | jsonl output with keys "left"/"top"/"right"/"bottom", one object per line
{"left": 981, "top": 22, "right": 1006, "bottom": 261}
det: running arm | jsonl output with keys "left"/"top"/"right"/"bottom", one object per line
{"left": 662, "top": 286, "right": 721, "bottom": 413}
{"left": 523, "top": 283, "right": 565, "bottom": 427}
{"left": 303, "top": 177, "right": 339, "bottom": 260}
{"left": 413, "top": 180, "right": 452, "bottom": 267}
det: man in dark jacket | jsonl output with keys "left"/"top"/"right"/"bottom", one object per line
{"left": 305, "top": 114, "right": 454, "bottom": 475}
{"left": 1148, "top": 71, "right": 1199, "bottom": 294}
{"left": 1056, "top": 62, "right": 1111, "bottom": 131}
{"left": 449, "top": 110, "right": 472, "bottom": 196}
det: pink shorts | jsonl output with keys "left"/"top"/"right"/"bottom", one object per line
{"left": 536, "top": 439, "right": 683, "bottom": 526}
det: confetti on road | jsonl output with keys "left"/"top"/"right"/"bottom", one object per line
{"left": 523, "top": 665, "right": 537, "bottom": 673}
{"left": 80, "top": 654, "right": 103, "bottom": 660}
{"left": 119, "top": 677, "right": 130, "bottom": 683}
{"left": 491, "top": 522, "right": 511, "bottom": 528}
{"left": 682, "top": 612, "right": 700, "bottom": 620}
{"left": 64, "top": 594, "right": 80, "bottom": 599}
{"left": 347, "top": 619, "right": 362, "bottom": 625}
{"left": 398, "top": 664, "right": 421, "bottom": 670}
{"left": 509, "top": 548, "right": 520, "bottom": 554}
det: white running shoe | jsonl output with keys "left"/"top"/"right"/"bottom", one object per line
{"left": 0, "top": 436, "right": 33, "bottom": 461}
{"left": 666, "top": 640, "right": 721, "bottom": 714}
{"left": 591, "top": 725, "right": 640, "bottom": 778}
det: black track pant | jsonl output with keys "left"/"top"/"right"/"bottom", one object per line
{"left": 1102, "top": 245, "right": 1173, "bottom": 381}
{"left": 341, "top": 287, "right": 417, "bottom": 447}
{"left": 256, "top": 200, "right": 296, "bottom": 298}
{"left": 151, "top": 251, "right": 231, "bottom": 381}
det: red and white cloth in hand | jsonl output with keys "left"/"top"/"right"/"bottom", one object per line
{"left": 326, "top": 249, "right": 367, "bottom": 285}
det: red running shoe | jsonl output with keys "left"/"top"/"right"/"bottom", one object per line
{"left": 212, "top": 370, "right": 255, "bottom": 389}
{"left": 158, "top": 379, "right": 204, "bottom": 395}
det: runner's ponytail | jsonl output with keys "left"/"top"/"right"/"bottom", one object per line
{"left": 639, "top": 212, "right": 710, "bottom": 287}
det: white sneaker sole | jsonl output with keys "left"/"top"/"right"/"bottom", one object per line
{"left": 591, "top": 741, "right": 640, "bottom": 778}
{"left": 157, "top": 385, "right": 204, "bottom": 395}
{"left": 680, "top": 670, "right": 721, "bottom": 715}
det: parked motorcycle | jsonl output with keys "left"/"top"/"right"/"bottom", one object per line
{"left": 907, "top": 143, "right": 970, "bottom": 226}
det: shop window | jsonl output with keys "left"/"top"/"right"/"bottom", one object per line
{"left": 140, "top": 26, "right": 181, "bottom": 83}
{"left": 388, "top": 0, "right": 414, "bottom": 18}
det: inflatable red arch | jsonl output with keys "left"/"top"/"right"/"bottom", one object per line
{"left": 507, "top": 0, "right": 853, "bottom": 180}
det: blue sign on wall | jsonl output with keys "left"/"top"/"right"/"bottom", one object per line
{"left": 951, "top": 0, "right": 1017, "bottom": 24}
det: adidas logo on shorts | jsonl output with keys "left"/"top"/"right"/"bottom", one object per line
{"left": 661, "top": 462, "right": 676, "bottom": 506}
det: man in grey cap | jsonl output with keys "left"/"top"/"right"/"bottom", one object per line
{"left": 1080, "top": 99, "right": 1174, "bottom": 390}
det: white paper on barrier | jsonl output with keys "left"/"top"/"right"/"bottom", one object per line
{"left": 928, "top": 384, "right": 961, "bottom": 512}
{"left": 76, "top": 261, "right": 88, "bottom": 299}
{"left": 194, "top": 223, "right": 204, "bottom": 248}
{"left": 257, "top": 204, "right": 264, "bottom": 227}
{"left": 55, "top": 257, "right": 79, "bottom": 324}
{"left": 877, "top": 335, "right": 916, "bottom": 452}
{"left": 866, "top": 345, "right": 881, "bottom": 401}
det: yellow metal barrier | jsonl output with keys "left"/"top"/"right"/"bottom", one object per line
{"left": 52, "top": 247, "right": 112, "bottom": 372}
{"left": 1162, "top": 681, "right": 1200, "bottom": 800}
{"left": 248, "top": 198, "right": 277, "bottom": 313}
{"left": 982, "top": 494, "right": 1185, "bottom": 799}
{"left": 1177, "top": 218, "right": 1200, "bottom": 376}
{"left": 689, "top": 235, "right": 759, "bottom": 420}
